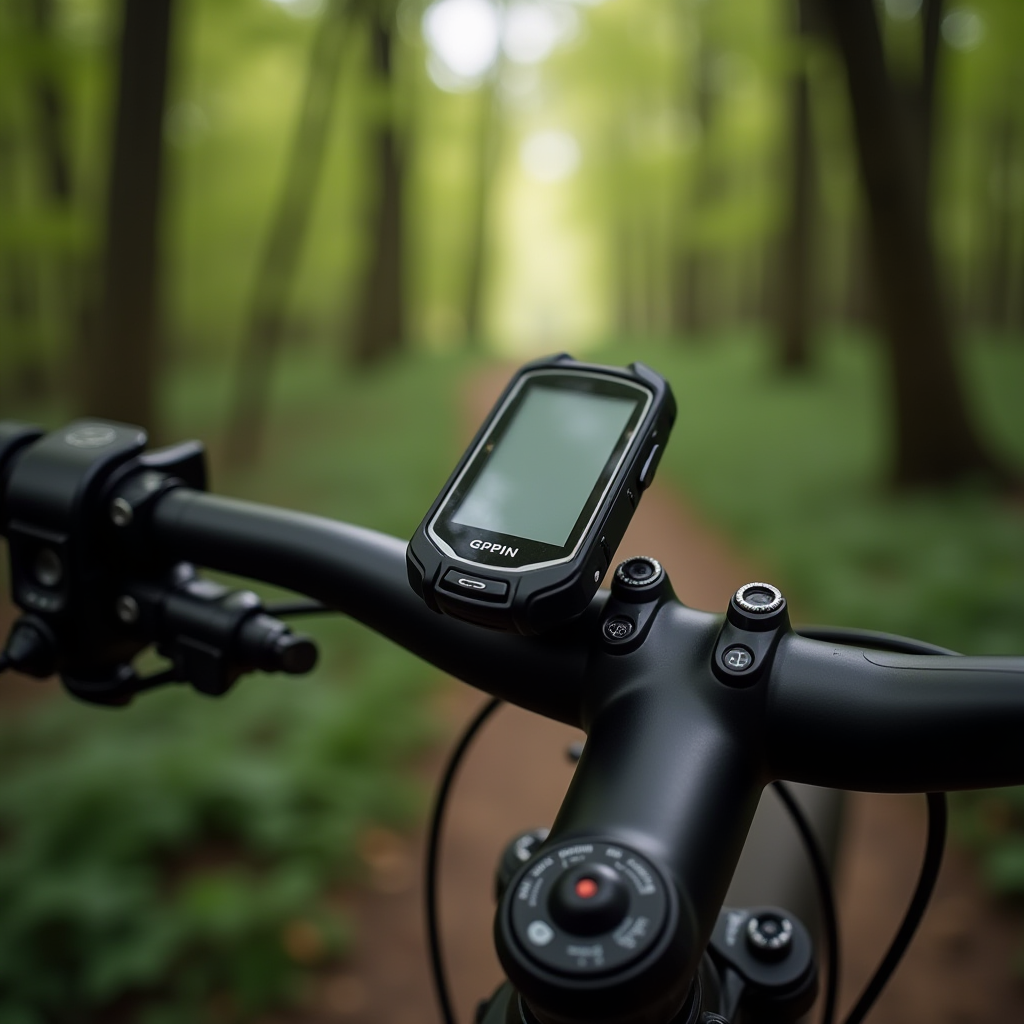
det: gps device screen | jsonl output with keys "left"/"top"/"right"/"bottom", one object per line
{"left": 450, "top": 387, "right": 637, "bottom": 547}
{"left": 408, "top": 356, "right": 675, "bottom": 633}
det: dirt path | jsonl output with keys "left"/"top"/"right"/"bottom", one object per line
{"left": 257, "top": 364, "right": 1024, "bottom": 1023}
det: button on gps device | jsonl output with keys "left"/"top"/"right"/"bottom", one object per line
{"left": 407, "top": 355, "right": 675, "bottom": 634}
{"left": 440, "top": 569, "right": 508, "bottom": 601}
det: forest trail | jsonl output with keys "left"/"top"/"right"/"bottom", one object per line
{"left": 274, "top": 361, "right": 1024, "bottom": 1024}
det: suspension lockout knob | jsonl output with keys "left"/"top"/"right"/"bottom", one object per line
{"left": 496, "top": 838, "right": 693, "bottom": 1024}
{"left": 548, "top": 863, "right": 630, "bottom": 936}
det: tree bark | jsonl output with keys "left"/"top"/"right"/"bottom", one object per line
{"left": 0, "top": 124, "right": 44, "bottom": 404}
{"left": 80, "top": 0, "right": 174, "bottom": 434}
{"left": 29, "top": 0, "right": 92, "bottom": 402}
{"left": 986, "top": 113, "right": 1015, "bottom": 330}
{"left": 920, "top": 0, "right": 942, "bottom": 182}
{"left": 823, "top": 0, "right": 1005, "bottom": 486}
{"left": 351, "top": 6, "right": 405, "bottom": 365}
{"left": 225, "top": 0, "right": 349, "bottom": 464}
{"left": 777, "top": 66, "right": 815, "bottom": 370}
{"left": 777, "top": 0, "right": 824, "bottom": 371}
{"left": 464, "top": 76, "right": 501, "bottom": 348}
{"left": 672, "top": 33, "right": 715, "bottom": 340}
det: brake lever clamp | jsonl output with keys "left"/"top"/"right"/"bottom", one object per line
{"left": 0, "top": 419, "right": 315, "bottom": 704}
{"left": 125, "top": 566, "right": 319, "bottom": 697}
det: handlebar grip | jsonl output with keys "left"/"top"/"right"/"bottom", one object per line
{"left": 150, "top": 489, "right": 589, "bottom": 725}
{"left": 768, "top": 633, "right": 1024, "bottom": 791}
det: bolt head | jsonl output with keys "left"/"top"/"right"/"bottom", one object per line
{"left": 110, "top": 497, "right": 134, "bottom": 527}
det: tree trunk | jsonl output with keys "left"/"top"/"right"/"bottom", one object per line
{"left": 777, "top": 0, "right": 824, "bottom": 371}
{"left": 351, "top": 8, "right": 405, "bottom": 366}
{"left": 0, "top": 124, "right": 44, "bottom": 404}
{"left": 823, "top": 0, "right": 1005, "bottom": 486}
{"left": 464, "top": 76, "right": 501, "bottom": 349}
{"left": 30, "top": 0, "right": 72, "bottom": 204}
{"left": 80, "top": 0, "right": 174, "bottom": 434}
{"left": 672, "top": 33, "right": 715, "bottom": 341}
{"left": 986, "top": 113, "right": 1015, "bottom": 330}
{"left": 30, "top": 0, "right": 91, "bottom": 403}
{"left": 919, "top": 0, "right": 942, "bottom": 193}
{"left": 225, "top": 0, "right": 349, "bottom": 465}
{"left": 776, "top": 67, "right": 815, "bottom": 370}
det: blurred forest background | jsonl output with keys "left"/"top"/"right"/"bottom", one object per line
{"left": 1, "top": 0, "right": 1023, "bottom": 1020}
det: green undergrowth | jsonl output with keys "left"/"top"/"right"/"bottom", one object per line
{"left": 599, "top": 330, "right": 1024, "bottom": 655}
{"left": 0, "top": 352, "right": 464, "bottom": 1022}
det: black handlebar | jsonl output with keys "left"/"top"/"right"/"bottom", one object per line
{"left": 152, "top": 488, "right": 589, "bottom": 726}
{"left": 768, "top": 635, "right": 1024, "bottom": 791}
{"left": 147, "top": 486, "right": 1024, "bottom": 1021}
{"left": 152, "top": 488, "right": 1024, "bottom": 796}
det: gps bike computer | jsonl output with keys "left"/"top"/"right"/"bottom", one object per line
{"left": 407, "top": 354, "right": 675, "bottom": 633}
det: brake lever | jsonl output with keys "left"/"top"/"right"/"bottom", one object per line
{"left": 1, "top": 566, "right": 318, "bottom": 704}
{"left": 120, "top": 566, "right": 319, "bottom": 698}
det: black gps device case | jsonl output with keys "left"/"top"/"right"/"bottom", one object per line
{"left": 407, "top": 354, "right": 676, "bottom": 634}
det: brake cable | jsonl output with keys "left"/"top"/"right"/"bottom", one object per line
{"left": 772, "top": 780, "right": 840, "bottom": 1024}
{"left": 426, "top": 695, "right": 503, "bottom": 1024}
{"left": 842, "top": 792, "right": 947, "bottom": 1024}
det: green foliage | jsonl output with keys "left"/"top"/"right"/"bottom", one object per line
{"left": 606, "top": 331, "right": 1024, "bottom": 655}
{"left": 0, "top": 352, "right": 465, "bottom": 1021}
{"left": 0, "top": 631, "right": 434, "bottom": 1022}
{"left": 953, "top": 789, "right": 1024, "bottom": 895}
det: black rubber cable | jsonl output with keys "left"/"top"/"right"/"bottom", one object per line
{"left": 840, "top": 792, "right": 947, "bottom": 1024}
{"left": 0, "top": 652, "right": 10, "bottom": 674}
{"left": 772, "top": 780, "right": 839, "bottom": 1024}
{"left": 426, "top": 696, "right": 504, "bottom": 1024}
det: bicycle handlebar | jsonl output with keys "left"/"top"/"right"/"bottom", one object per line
{"left": 768, "top": 636, "right": 1024, "bottom": 791}
{"left": 147, "top": 486, "right": 1024, "bottom": 1021}
{"left": 152, "top": 488, "right": 589, "bottom": 725}
{"left": 153, "top": 487, "right": 1024, "bottom": 795}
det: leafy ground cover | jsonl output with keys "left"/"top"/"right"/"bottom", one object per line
{"left": 0, "top": 353, "right": 464, "bottom": 1023}
{"left": 600, "top": 330, "right": 1024, "bottom": 655}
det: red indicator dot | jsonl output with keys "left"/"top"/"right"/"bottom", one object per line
{"left": 575, "top": 877, "right": 599, "bottom": 899}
